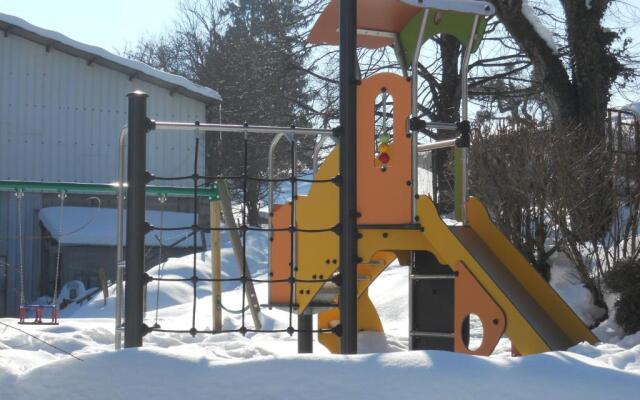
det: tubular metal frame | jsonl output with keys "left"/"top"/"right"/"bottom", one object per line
{"left": 116, "top": 121, "right": 331, "bottom": 350}
{"left": 407, "top": 8, "right": 486, "bottom": 350}
{"left": 457, "top": 15, "right": 480, "bottom": 225}
{"left": 417, "top": 138, "right": 457, "bottom": 152}
{"left": 410, "top": 10, "right": 430, "bottom": 223}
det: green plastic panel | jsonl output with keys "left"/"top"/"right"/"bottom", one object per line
{"left": 400, "top": 10, "right": 487, "bottom": 66}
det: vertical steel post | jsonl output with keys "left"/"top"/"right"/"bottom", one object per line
{"left": 339, "top": 0, "right": 358, "bottom": 354}
{"left": 211, "top": 196, "right": 222, "bottom": 332}
{"left": 124, "top": 91, "right": 149, "bottom": 348}
{"left": 298, "top": 314, "right": 313, "bottom": 353}
{"left": 115, "top": 126, "right": 128, "bottom": 350}
{"left": 455, "top": 15, "right": 479, "bottom": 224}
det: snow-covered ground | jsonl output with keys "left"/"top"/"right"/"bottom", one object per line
{"left": 2, "top": 230, "right": 640, "bottom": 399}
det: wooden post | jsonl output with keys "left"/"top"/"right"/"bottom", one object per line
{"left": 211, "top": 198, "right": 222, "bottom": 332}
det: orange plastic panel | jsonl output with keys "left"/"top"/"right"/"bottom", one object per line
{"left": 453, "top": 261, "right": 506, "bottom": 355}
{"left": 308, "top": 0, "right": 421, "bottom": 48}
{"left": 269, "top": 204, "right": 292, "bottom": 305}
{"left": 357, "top": 73, "right": 412, "bottom": 224}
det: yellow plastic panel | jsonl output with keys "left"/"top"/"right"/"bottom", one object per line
{"left": 318, "top": 290, "right": 383, "bottom": 353}
{"left": 295, "top": 149, "right": 340, "bottom": 312}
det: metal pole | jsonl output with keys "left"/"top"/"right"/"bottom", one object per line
{"left": 267, "top": 133, "right": 284, "bottom": 304}
{"left": 339, "top": 0, "right": 358, "bottom": 355}
{"left": 411, "top": 10, "right": 430, "bottom": 223}
{"left": 289, "top": 133, "right": 312, "bottom": 354}
{"left": 417, "top": 138, "right": 457, "bottom": 152}
{"left": 124, "top": 91, "right": 149, "bottom": 348}
{"left": 455, "top": 15, "right": 479, "bottom": 225}
{"left": 210, "top": 195, "right": 222, "bottom": 332}
{"left": 298, "top": 314, "right": 313, "bottom": 353}
{"left": 115, "top": 126, "right": 127, "bottom": 350}
{"left": 217, "top": 180, "right": 262, "bottom": 329}
{"left": 312, "top": 134, "right": 331, "bottom": 175}
{"left": 154, "top": 121, "right": 329, "bottom": 136}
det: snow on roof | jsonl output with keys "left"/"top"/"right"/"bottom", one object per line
{"left": 624, "top": 102, "right": 640, "bottom": 115}
{"left": 39, "top": 206, "right": 205, "bottom": 248}
{"left": 0, "top": 12, "right": 221, "bottom": 103}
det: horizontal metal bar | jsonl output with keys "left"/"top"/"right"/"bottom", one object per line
{"left": 400, "top": 0, "right": 495, "bottom": 16}
{"left": 0, "top": 180, "right": 218, "bottom": 198}
{"left": 410, "top": 331, "right": 455, "bottom": 338}
{"left": 417, "top": 138, "right": 457, "bottom": 152}
{"left": 153, "top": 121, "right": 330, "bottom": 136}
{"left": 424, "top": 122, "right": 458, "bottom": 131}
{"left": 410, "top": 274, "right": 456, "bottom": 280}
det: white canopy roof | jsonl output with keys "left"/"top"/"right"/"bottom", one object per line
{"left": 39, "top": 206, "right": 205, "bottom": 248}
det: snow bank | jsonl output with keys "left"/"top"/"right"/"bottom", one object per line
{"left": 4, "top": 211, "right": 640, "bottom": 399}
{"left": 548, "top": 252, "right": 606, "bottom": 326}
{"left": 2, "top": 346, "right": 640, "bottom": 400}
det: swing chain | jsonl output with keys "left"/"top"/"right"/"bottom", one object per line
{"left": 153, "top": 194, "right": 168, "bottom": 327}
{"left": 15, "top": 189, "right": 25, "bottom": 305}
{"left": 52, "top": 191, "right": 67, "bottom": 307}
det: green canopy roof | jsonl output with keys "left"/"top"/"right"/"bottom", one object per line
{"left": 308, "top": 0, "right": 491, "bottom": 68}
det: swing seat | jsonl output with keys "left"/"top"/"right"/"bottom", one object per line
{"left": 18, "top": 304, "right": 59, "bottom": 325}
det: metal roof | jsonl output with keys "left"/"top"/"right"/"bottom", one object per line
{"left": 0, "top": 12, "right": 221, "bottom": 104}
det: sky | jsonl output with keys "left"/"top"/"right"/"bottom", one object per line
{"left": 0, "top": 0, "right": 180, "bottom": 53}
{"left": 0, "top": 0, "right": 637, "bottom": 106}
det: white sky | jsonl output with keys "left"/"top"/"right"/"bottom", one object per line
{"left": 0, "top": 0, "right": 180, "bottom": 53}
{"left": 1, "top": 0, "right": 637, "bottom": 106}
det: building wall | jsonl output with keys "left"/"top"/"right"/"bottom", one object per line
{"left": 0, "top": 31, "right": 208, "bottom": 183}
{"left": 0, "top": 32, "right": 214, "bottom": 316}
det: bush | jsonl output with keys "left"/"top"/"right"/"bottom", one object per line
{"left": 604, "top": 259, "right": 640, "bottom": 335}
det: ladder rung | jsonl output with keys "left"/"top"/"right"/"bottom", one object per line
{"left": 410, "top": 331, "right": 455, "bottom": 339}
{"left": 410, "top": 274, "right": 456, "bottom": 280}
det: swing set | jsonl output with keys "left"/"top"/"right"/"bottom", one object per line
{"left": 0, "top": 179, "right": 216, "bottom": 325}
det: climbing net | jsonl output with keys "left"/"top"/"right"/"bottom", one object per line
{"left": 142, "top": 129, "right": 341, "bottom": 339}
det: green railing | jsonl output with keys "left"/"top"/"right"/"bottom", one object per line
{"left": 0, "top": 180, "right": 220, "bottom": 200}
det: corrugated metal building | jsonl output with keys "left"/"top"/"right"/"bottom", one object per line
{"left": 0, "top": 13, "right": 221, "bottom": 316}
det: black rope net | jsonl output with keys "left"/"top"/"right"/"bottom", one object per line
{"left": 143, "top": 133, "right": 339, "bottom": 338}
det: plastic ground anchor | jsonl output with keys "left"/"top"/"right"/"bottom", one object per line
{"left": 331, "top": 324, "right": 343, "bottom": 337}
{"left": 141, "top": 323, "right": 152, "bottom": 337}
{"left": 144, "top": 171, "right": 155, "bottom": 184}
{"left": 143, "top": 273, "right": 154, "bottom": 285}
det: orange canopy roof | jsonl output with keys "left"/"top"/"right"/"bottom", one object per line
{"left": 308, "top": 0, "right": 422, "bottom": 48}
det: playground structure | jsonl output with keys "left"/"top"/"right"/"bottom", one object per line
{"left": 118, "top": 0, "right": 597, "bottom": 355}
